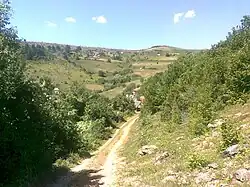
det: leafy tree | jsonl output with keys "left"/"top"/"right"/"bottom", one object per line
{"left": 141, "top": 15, "right": 250, "bottom": 136}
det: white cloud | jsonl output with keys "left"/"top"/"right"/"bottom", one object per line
{"left": 184, "top": 10, "right": 196, "bottom": 18}
{"left": 92, "top": 15, "right": 107, "bottom": 24}
{"left": 173, "top": 9, "right": 196, "bottom": 24}
{"left": 45, "top": 21, "right": 57, "bottom": 27}
{"left": 65, "top": 17, "right": 76, "bottom": 23}
{"left": 173, "top": 12, "right": 184, "bottom": 24}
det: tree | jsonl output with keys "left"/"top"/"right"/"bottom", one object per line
{"left": 75, "top": 46, "right": 81, "bottom": 53}
{"left": 65, "top": 44, "right": 71, "bottom": 54}
{"left": 98, "top": 70, "right": 106, "bottom": 77}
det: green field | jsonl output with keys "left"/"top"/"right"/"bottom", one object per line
{"left": 26, "top": 57, "right": 175, "bottom": 98}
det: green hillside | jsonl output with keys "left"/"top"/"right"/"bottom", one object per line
{"left": 117, "top": 16, "right": 250, "bottom": 186}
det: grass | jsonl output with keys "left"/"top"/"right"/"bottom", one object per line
{"left": 116, "top": 99, "right": 250, "bottom": 186}
{"left": 25, "top": 60, "right": 94, "bottom": 91}
{"left": 85, "top": 84, "right": 104, "bottom": 91}
{"left": 76, "top": 59, "right": 124, "bottom": 73}
{"left": 101, "top": 86, "right": 125, "bottom": 99}
{"left": 25, "top": 58, "right": 174, "bottom": 98}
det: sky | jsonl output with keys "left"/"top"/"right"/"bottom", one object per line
{"left": 10, "top": 0, "right": 250, "bottom": 50}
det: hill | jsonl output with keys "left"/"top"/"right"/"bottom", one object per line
{"left": 146, "top": 45, "right": 203, "bottom": 53}
{"left": 115, "top": 16, "right": 250, "bottom": 186}
{"left": 22, "top": 40, "right": 184, "bottom": 99}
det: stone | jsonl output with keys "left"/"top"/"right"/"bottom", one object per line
{"left": 195, "top": 172, "right": 216, "bottom": 184}
{"left": 138, "top": 145, "right": 158, "bottom": 156}
{"left": 211, "top": 131, "right": 220, "bottom": 137}
{"left": 235, "top": 112, "right": 243, "bottom": 117}
{"left": 162, "top": 175, "right": 177, "bottom": 183}
{"left": 240, "top": 124, "right": 249, "bottom": 130}
{"left": 208, "top": 119, "right": 225, "bottom": 128}
{"left": 234, "top": 168, "right": 250, "bottom": 182}
{"left": 178, "top": 175, "right": 189, "bottom": 185}
{"left": 204, "top": 180, "right": 221, "bottom": 187}
{"left": 208, "top": 163, "right": 219, "bottom": 169}
{"left": 153, "top": 151, "right": 169, "bottom": 165}
{"left": 223, "top": 144, "right": 239, "bottom": 157}
{"left": 202, "top": 141, "right": 210, "bottom": 149}
{"left": 176, "top": 136, "right": 184, "bottom": 141}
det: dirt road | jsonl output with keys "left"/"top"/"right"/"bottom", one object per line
{"left": 48, "top": 114, "right": 139, "bottom": 187}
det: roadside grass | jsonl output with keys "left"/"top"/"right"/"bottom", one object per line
{"left": 117, "top": 99, "right": 250, "bottom": 186}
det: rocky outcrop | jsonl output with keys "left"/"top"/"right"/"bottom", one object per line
{"left": 138, "top": 145, "right": 158, "bottom": 156}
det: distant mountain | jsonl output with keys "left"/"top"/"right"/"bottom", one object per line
{"left": 22, "top": 41, "right": 202, "bottom": 53}
{"left": 145, "top": 45, "right": 202, "bottom": 53}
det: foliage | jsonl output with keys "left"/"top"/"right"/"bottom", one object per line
{"left": 140, "top": 15, "right": 250, "bottom": 136}
{"left": 97, "top": 68, "right": 135, "bottom": 91}
{"left": 112, "top": 94, "right": 135, "bottom": 115}
{"left": 220, "top": 122, "right": 240, "bottom": 150}
{"left": 0, "top": 2, "right": 134, "bottom": 186}
{"left": 187, "top": 153, "right": 210, "bottom": 170}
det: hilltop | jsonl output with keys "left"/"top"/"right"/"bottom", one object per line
{"left": 24, "top": 41, "right": 199, "bottom": 52}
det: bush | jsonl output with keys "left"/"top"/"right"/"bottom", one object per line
{"left": 187, "top": 153, "right": 210, "bottom": 170}
{"left": 220, "top": 122, "right": 240, "bottom": 150}
{"left": 0, "top": 3, "right": 132, "bottom": 185}
{"left": 140, "top": 16, "right": 250, "bottom": 136}
{"left": 112, "top": 94, "right": 135, "bottom": 115}
{"left": 98, "top": 70, "right": 106, "bottom": 77}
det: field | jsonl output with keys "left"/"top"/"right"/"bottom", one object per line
{"left": 25, "top": 57, "right": 175, "bottom": 98}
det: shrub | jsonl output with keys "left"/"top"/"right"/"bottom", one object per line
{"left": 187, "top": 153, "right": 210, "bottom": 170}
{"left": 98, "top": 70, "right": 106, "bottom": 77}
{"left": 140, "top": 16, "right": 250, "bottom": 137}
{"left": 220, "top": 122, "right": 240, "bottom": 150}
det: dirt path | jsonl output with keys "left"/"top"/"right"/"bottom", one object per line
{"left": 48, "top": 114, "right": 139, "bottom": 187}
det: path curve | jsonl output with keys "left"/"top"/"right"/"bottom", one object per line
{"left": 48, "top": 114, "right": 139, "bottom": 187}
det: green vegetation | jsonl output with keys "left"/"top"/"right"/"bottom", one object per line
{"left": 141, "top": 16, "right": 250, "bottom": 135}
{"left": 0, "top": 2, "right": 136, "bottom": 186}
{"left": 117, "top": 16, "right": 250, "bottom": 186}
{"left": 0, "top": 1, "right": 204, "bottom": 186}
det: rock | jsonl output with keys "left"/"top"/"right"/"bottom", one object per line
{"left": 230, "top": 178, "right": 243, "bottom": 185}
{"left": 195, "top": 172, "right": 216, "bottom": 184}
{"left": 165, "top": 170, "right": 176, "bottom": 176}
{"left": 223, "top": 144, "right": 239, "bottom": 157}
{"left": 209, "top": 142, "right": 215, "bottom": 148}
{"left": 204, "top": 179, "right": 221, "bottom": 187}
{"left": 224, "top": 160, "right": 234, "bottom": 168}
{"left": 235, "top": 112, "right": 243, "bottom": 117}
{"left": 219, "top": 184, "right": 229, "bottom": 187}
{"left": 202, "top": 141, "right": 210, "bottom": 149}
{"left": 243, "top": 163, "right": 250, "bottom": 169}
{"left": 208, "top": 119, "right": 225, "bottom": 128}
{"left": 176, "top": 136, "right": 184, "bottom": 141}
{"left": 162, "top": 175, "right": 177, "bottom": 183}
{"left": 208, "top": 163, "right": 219, "bottom": 169}
{"left": 234, "top": 168, "right": 250, "bottom": 182}
{"left": 138, "top": 145, "right": 158, "bottom": 156}
{"left": 211, "top": 131, "right": 220, "bottom": 137}
{"left": 153, "top": 151, "right": 169, "bottom": 165}
{"left": 178, "top": 175, "right": 189, "bottom": 185}
{"left": 240, "top": 124, "right": 249, "bottom": 130}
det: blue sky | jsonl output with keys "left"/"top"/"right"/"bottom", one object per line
{"left": 11, "top": 0, "right": 250, "bottom": 49}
